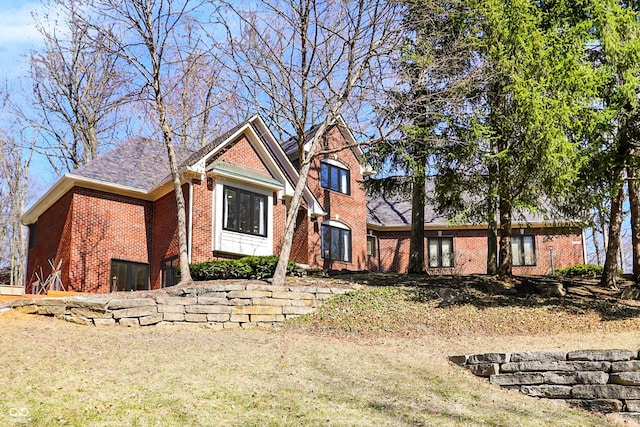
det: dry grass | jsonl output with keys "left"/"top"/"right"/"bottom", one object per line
{"left": 1, "top": 274, "right": 639, "bottom": 426}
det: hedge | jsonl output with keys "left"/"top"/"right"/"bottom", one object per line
{"left": 189, "top": 256, "right": 296, "bottom": 281}
{"left": 555, "top": 264, "right": 603, "bottom": 278}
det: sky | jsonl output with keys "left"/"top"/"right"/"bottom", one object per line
{"left": 0, "top": 1, "right": 55, "bottom": 195}
{"left": 0, "top": 1, "right": 45, "bottom": 80}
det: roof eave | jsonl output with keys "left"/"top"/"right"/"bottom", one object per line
{"left": 21, "top": 174, "right": 153, "bottom": 225}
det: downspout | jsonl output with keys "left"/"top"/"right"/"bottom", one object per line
{"left": 188, "top": 181, "right": 193, "bottom": 264}
{"left": 582, "top": 228, "right": 587, "bottom": 265}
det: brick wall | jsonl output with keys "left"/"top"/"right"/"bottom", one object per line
{"left": 373, "top": 227, "right": 585, "bottom": 275}
{"left": 190, "top": 178, "right": 213, "bottom": 263}
{"left": 213, "top": 136, "right": 270, "bottom": 173}
{"left": 25, "top": 191, "right": 74, "bottom": 293}
{"left": 306, "top": 126, "right": 369, "bottom": 271}
{"left": 71, "top": 188, "right": 153, "bottom": 293}
{"left": 25, "top": 187, "right": 155, "bottom": 294}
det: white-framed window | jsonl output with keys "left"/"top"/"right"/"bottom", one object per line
{"left": 223, "top": 186, "right": 267, "bottom": 237}
{"left": 428, "top": 237, "right": 454, "bottom": 268}
{"left": 512, "top": 235, "right": 536, "bottom": 266}
{"left": 320, "top": 160, "right": 350, "bottom": 195}
{"left": 322, "top": 222, "right": 352, "bottom": 262}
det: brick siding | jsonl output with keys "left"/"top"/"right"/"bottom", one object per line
{"left": 372, "top": 227, "right": 584, "bottom": 275}
{"left": 306, "top": 126, "right": 369, "bottom": 270}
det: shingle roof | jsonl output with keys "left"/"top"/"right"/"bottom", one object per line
{"left": 366, "top": 180, "right": 551, "bottom": 228}
{"left": 367, "top": 193, "right": 448, "bottom": 227}
{"left": 71, "top": 137, "right": 195, "bottom": 191}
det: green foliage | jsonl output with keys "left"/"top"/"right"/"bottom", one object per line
{"left": 556, "top": 264, "right": 603, "bottom": 278}
{"left": 189, "top": 256, "right": 296, "bottom": 281}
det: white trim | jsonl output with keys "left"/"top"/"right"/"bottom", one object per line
{"left": 21, "top": 174, "right": 157, "bottom": 225}
{"left": 207, "top": 169, "right": 283, "bottom": 191}
{"left": 322, "top": 219, "right": 351, "bottom": 230}
{"left": 249, "top": 116, "right": 325, "bottom": 218}
{"left": 212, "top": 179, "right": 273, "bottom": 256}
{"left": 321, "top": 158, "right": 348, "bottom": 169}
{"left": 22, "top": 114, "right": 329, "bottom": 226}
{"left": 582, "top": 228, "right": 588, "bottom": 264}
{"left": 188, "top": 181, "right": 193, "bottom": 263}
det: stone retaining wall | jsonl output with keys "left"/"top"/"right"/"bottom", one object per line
{"left": 450, "top": 349, "right": 640, "bottom": 424}
{"left": 2, "top": 282, "right": 352, "bottom": 329}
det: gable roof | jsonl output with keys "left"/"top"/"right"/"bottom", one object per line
{"left": 279, "top": 116, "right": 370, "bottom": 173}
{"left": 366, "top": 180, "right": 571, "bottom": 230}
{"left": 22, "top": 115, "right": 326, "bottom": 224}
{"left": 72, "top": 137, "right": 195, "bottom": 192}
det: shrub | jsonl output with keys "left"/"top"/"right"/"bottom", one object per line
{"left": 189, "top": 256, "right": 296, "bottom": 281}
{"left": 555, "top": 264, "right": 603, "bottom": 278}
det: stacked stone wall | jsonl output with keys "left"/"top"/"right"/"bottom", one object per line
{"left": 3, "top": 283, "right": 351, "bottom": 330}
{"left": 451, "top": 349, "right": 640, "bottom": 424}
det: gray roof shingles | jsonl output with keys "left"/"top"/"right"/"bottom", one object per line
{"left": 71, "top": 137, "right": 195, "bottom": 192}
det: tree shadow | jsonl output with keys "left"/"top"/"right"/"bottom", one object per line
{"left": 326, "top": 272, "right": 640, "bottom": 321}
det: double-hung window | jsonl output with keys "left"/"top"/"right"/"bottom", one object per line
{"left": 512, "top": 235, "right": 536, "bottom": 266}
{"left": 320, "top": 161, "right": 350, "bottom": 195}
{"left": 322, "top": 223, "right": 352, "bottom": 262}
{"left": 428, "top": 237, "right": 454, "bottom": 268}
{"left": 223, "top": 186, "right": 267, "bottom": 236}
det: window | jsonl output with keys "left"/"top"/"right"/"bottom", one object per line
{"left": 512, "top": 235, "right": 536, "bottom": 266}
{"left": 28, "top": 223, "right": 37, "bottom": 248}
{"left": 110, "top": 260, "right": 149, "bottom": 292}
{"left": 320, "top": 161, "right": 350, "bottom": 195}
{"left": 223, "top": 186, "right": 267, "bottom": 236}
{"left": 428, "top": 237, "right": 454, "bottom": 268}
{"left": 322, "top": 223, "right": 352, "bottom": 262}
{"left": 161, "top": 255, "right": 179, "bottom": 288}
{"left": 367, "top": 235, "right": 375, "bottom": 256}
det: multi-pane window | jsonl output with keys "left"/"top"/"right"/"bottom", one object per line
{"left": 322, "top": 224, "right": 352, "bottom": 262}
{"left": 512, "top": 235, "right": 536, "bottom": 266}
{"left": 223, "top": 186, "right": 267, "bottom": 236}
{"left": 320, "top": 161, "right": 350, "bottom": 195}
{"left": 161, "top": 255, "right": 179, "bottom": 288}
{"left": 428, "top": 237, "right": 454, "bottom": 268}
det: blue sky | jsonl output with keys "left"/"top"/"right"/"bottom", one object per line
{"left": 0, "top": 1, "right": 45, "bottom": 80}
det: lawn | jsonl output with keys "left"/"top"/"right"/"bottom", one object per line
{"left": 1, "top": 274, "right": 639, "bottom": 426}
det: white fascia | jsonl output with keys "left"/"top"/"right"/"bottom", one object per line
{"left": 249, "top": 115, "right": 325, "bottom": 218}
{"left": 21, "top": 173, "right": 152, "bottom": 225}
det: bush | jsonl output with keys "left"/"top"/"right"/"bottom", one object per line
{"left": 189, "top": 256, "right": 296, "bottom": 281}
{"left": 555, "top": 264, "right": 603, "bottom": 278}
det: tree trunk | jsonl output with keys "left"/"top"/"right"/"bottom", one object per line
{"left": 408, "top": 158, "right": 426, "bottom": 274}
{"left": 486, "top": 148, "right": 498, "bottom": 275}
{"left": 591, "top": 228, "right": 601, "bottom": 266}
{"left": 156, "top": 102, "right": 193, "bottom": 285}
{"left": 602, "top": 183, "right": 624, "bottom": 287}
{"left": 497, "top": 195, "right": 512, "bottom": 277}
{"left": 628, "top": 165, "right": 640, "bottom": 280}
{"left": 272, "top": 121, "right": 333, "bottom": 287}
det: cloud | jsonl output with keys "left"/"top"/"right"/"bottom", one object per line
{"left": 0, "top": 1, "right": 46, "bottom": 79}
{"left": 0, "top": 1, "right": 44, "bottom": 46}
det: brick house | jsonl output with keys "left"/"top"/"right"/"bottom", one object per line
{"left": 22, "top": 115, "right": 585, "bottom": 293}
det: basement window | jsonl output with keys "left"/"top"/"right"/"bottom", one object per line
{"left": 512, "top": 235, "right": 536, "bottom": 266}
{"left": 110, "top": 260, "right": 149, "bottom": 292}
{"left": 428, "top": 237, "right": 454, "bottom": 268}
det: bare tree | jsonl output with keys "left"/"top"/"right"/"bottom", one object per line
{"left": 29, "top": 0, "right": 132, "bottom": 174}
{"left": 0, "top": 127, "right": 34, "bottom": 287}
{"left": 220, "top": 0, "right": 402, "bottom": 286}
{"left": 163, "top": 16, "right": 238, "bottom": 149}
{"left": 75, "top": 0, "right": 226, "bottom": 285}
